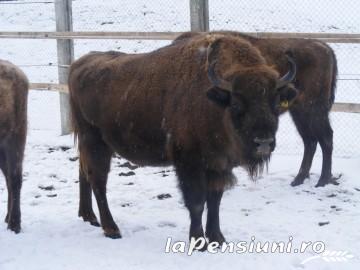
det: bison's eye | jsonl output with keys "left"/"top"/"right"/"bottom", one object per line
{"left": 230, "top": 99, "right": 246, "bottom": 116}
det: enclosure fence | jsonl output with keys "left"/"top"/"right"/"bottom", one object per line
{"left": 0, "top": 0, "right": 359, "bottom": 157}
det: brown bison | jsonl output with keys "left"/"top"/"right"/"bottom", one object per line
{"left": 0, "top": 59, "right": 28, "bottom": 233}
{"left": 174, "top": 31, "right": 339, "bottom": 187}
{"left": 69, "top": 33, "right": 297, "bottom": 243}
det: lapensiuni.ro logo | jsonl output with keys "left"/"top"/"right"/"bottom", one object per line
{"left": 165, "top": 236, "right": 355, "bottom": 264}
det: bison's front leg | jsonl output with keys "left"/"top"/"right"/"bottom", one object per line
{"left": 205, "top": 170, "right": 230, "bottom": 246}
{"left": 176, "top": 162, "right": 207, "bottom": 250}
{"left": 206, "top": 189, "right": 225, "bottom": 245}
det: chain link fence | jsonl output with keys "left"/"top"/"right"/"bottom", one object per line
{"left": 0, "top": 0, "right": 359, "bottom": 157}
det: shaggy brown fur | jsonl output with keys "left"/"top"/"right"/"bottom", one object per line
{"left": 0, "top": 59, "right": 28, "bottom": 233}
{"left": 69, "top": 33, "right": 297, "bottom": 243}
{"left": 175, "top": 31, "right": 338, "bottom": 187}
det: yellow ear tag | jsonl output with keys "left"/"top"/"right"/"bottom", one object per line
{"left": 280, "top": 100, "right": 289, "bottom": 109}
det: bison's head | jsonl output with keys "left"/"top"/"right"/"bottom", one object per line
{"left": 205, "top": 37, "right": 297, "bottom": 178}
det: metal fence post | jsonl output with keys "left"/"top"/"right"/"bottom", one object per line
{"left": 55, "top": 0, "right": 74, "bottom": 135}
{"left": 190, "top": 0, "right": 209, "bottom": 31}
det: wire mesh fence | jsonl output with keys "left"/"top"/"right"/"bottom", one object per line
{"left": 0, "top": 0, "right": 359, "bottom": 157}
{"left": 72, "top": 0, "right": 190, "bottom": 32}
{"left": 209, "top": 0, "right": 360, "bottom": 33}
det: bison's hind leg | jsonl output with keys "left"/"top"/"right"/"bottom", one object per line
{"left": 290, "top": 107, "right": 337, "bottom": 187}
{"left": 314, "top": 117, "right": 339, "bottom": 187}
{"left": 78, "top": 127, "right": 121, "bottom": 239}
{"left": 78, "top": 167, "right": 100, "bottom": 227}
{"left": 291, "top": 136, "right": 317, "bottom": 187}
{"left": 290, "top": 109, "right": 318, "bottom": 186}
{"left": 0, "top": 149, "right": 10, "bottom": 224}
{"left": 0, "top": 133, "right": 25, "bottom": 233}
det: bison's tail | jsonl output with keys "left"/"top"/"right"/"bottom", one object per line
{"left": 329, "top": 47, "right": 338, "bottom": 105}
{"left": 68, "top": 80, "right": 80, "bottom": 147}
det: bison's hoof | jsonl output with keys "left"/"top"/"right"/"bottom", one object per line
{"left": 189, "top": 226, "right": 207, "bottom": 250}
{"left": 291, "top": 174, "right": 309, "bottom": 187}
{"left": 83, "top": 216, "right": 100, "bottom": 227}
{"left": 8, "top": 223, "right": 21, "bottom": 234}
{"left": 79, "top": 212, "right": 100, "bottom": 227}
{"left": 315, "top": 181, "right": 329, "bottom": 187}
{"left": 5, "top": 213, "right": 9, "bottom": 223}
{"left": 90, "top": 220, "right": 101, "bottom": 227}
{"left": 104, "top": 228, "right": 122, "bottom": 239}
{"left": 315, "top": 174, "right": 342, "bottom": 188}
{"left": 189, "top": 236, "right": 208, "bottom": 252}
{"left": 290, "top": 179, "right": 304, "bottom": 187}
{"left": 206, "top": 230, "right": 226, "bottom": 246}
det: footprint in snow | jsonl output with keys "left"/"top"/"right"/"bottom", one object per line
{"left": 48, "top": 146, "right": 71, "bottom": 153}
{"left": 38, "top": 184, "right": 55, "bottom": 191}
{"left": 156, "top": 193, "right": 172, "bottom": 200}
{"left": 117, "top": 161, "right": 139, "bottom": 170}
{"left": 132, "top": 226, "right": 148, "bottom": 233}
{"left": 119, "top": 171, "right": 135, "bottom": 177}
{"left": 318, "top": 221, "right": 330, "bottom": 226}
{"left": 330, "top": 205, "right": 342, "bottom": 212}
{"left": 121, "top": 203, "right": 132, "bottom": 207}
{"left": 158, "top": 221, "right": 177, "bottom": 228}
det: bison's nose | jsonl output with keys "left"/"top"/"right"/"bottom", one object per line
{"left": 254, "top": 137, "right": 275, "bottom": 155}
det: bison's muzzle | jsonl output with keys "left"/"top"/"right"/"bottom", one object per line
{"left": 254, "top": 137, "right": 275, "bottom": 157}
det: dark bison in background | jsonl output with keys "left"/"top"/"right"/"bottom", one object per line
{"left": 69, "top": 33, "right": 297, "bottom": 243}
{"left": 174, "top": 31, "right": 339, "bottom": 187}
{"left": 0, "top": 59, "right": 28, "bottom": 233}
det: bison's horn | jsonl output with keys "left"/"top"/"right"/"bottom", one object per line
{"left": 207, "top": 60, "right": 232, "bottom": 91}
{"left": 276, "top": 53, "right": 297, "bottom": 89}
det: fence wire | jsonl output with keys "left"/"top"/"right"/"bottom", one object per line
{"left": 0, "top": 0, "right": 359, "bottom": 158}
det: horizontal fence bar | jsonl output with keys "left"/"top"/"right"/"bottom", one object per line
{"left": 331, "top": 102, "right": 360, "bottom": 113}
{"left": 1, "top": 31, "right": 360, "bottom": 43}
{"left": 30, "top": 83, "right": 68, "bottom": 93}
{"left": 29, "top": 83, "right": 360, "bottom": 113}
{"left": 0, "top": 1, "right": 53, "bottom": 4}
{"left": 0, "top": 31, "right": 181, "bottom": 40}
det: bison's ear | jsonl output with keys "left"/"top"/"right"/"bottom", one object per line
{"left": 207, "top": 87, "right": 231, "bottom": 107}
{"left": 278, "top": 85, "right": 299, "bottom": 110}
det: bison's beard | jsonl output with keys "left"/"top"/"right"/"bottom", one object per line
{"left": 246, "top": 155, "right": 271, "bottom": 180}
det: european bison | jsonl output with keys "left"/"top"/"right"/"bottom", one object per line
{"left": 174, "top": 31, "right": 338, "bottom": 187}
{"left": 69, "top": 33, "right": 297, "bottom": 243}
{"left": 0, "top": 59, "right": 28, "bottom": 233}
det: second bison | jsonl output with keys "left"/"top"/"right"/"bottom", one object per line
{"left": 175, "top": 31, "right": 339, "bottom": 187}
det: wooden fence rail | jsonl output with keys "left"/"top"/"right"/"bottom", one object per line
{"left": 1, "top": 31, "right": 360, "bottom": 43}
{"left": 29, "top": 83, "right": 360, "bottom": 114}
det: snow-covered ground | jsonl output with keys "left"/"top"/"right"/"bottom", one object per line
{"left": 0, "top": 1, "right": 359, "bottom": 269}
{"left": 1, "top": 134, "right": 360, "bottom": 270}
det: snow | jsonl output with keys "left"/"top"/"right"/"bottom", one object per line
{"left": 0, "top": 1, "right": 359, "bottom": 270}
{"left": 1, "top": 145, "right": 360, "bottom": 270}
